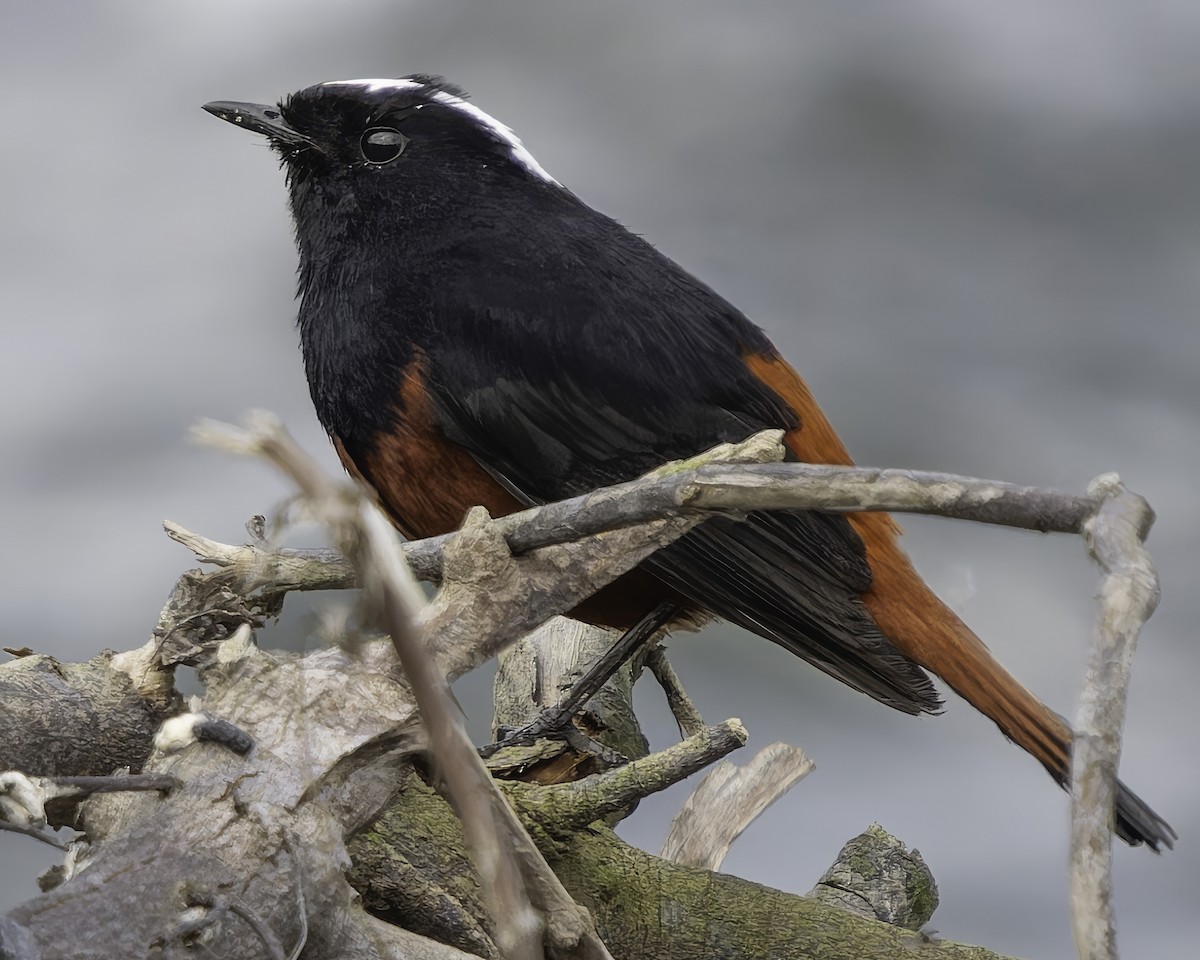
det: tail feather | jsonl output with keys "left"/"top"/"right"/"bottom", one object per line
{"left": 855, "top": 513, "right": 1174, "bottom": 850}
{"left": 746, "top": 348, "right": 1173, "bottom": 849}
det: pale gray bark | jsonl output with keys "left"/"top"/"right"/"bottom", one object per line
{"left": 660, "top": 742, "right": 815, "bottom": 871}
{"left": 0, "top": 420, "right": 1160, "bottom": 960}
{"left": 1069, "top": 475, "right": 1161, "bottom": 960}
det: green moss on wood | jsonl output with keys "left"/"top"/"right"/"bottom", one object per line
{"left": 350, "top": 774, "right": 1020, "bottom": 960}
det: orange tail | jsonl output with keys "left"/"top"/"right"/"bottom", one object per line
{"left": 747, "top": 349, "right": 1174, "bottom": 848}
{"left": 857, "top": 523, "right": 1172, "bottom": 848}
{"left": 856, "top": 516, "right": 1069, "bottom": 780}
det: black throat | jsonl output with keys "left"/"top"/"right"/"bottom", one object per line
{"left": 289, "top": 163, "right": 488, "bottom": 443}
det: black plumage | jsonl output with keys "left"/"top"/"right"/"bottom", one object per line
{"left": 274, "top": 78, "right": 940, "bottom": 714}
{"left": 203, "top": 76, "right": 1174, "bottom": 849}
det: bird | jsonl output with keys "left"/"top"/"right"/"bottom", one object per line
{"left": 204, "top": 75, "right": 1173, "bottom": 849}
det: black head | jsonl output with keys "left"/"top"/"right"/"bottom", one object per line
{"left": 203, "top": 75, "right": 560, "bottom": 202}
{"left": 202, "top": 76, "right": 576, "bottom": 442}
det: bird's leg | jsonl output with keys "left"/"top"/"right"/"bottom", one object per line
{"left": 480, "top": 600, "right": 682, "bottom": 759}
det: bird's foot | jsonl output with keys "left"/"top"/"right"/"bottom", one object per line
{"left": 480, "top": 703, "right": 627, "bottom": 768}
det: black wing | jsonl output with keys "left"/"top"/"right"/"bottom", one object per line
{"left": 417, "top": 221, "right": 941, "bottom": 715}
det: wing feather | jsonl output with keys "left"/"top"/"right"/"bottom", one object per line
{"left": 419, "top": 259, "right": 941, "bottom": 713}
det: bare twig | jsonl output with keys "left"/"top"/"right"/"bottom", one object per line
{"left": 0, "top": 820, "right": 69, "bottom": 850}
{"left": 369, "top": 510, "right": 546, "bottom": 960}
{"left": 530, "top": 720, "right": 749, "bottom": 833}
{"left": 660, "top": 742, "right": 814, "bottom": 870}
{"left": 643, "top": 646, "right": 706, "bottom": 738}
{"left": 1069, "top": 475, "right": 1162, "bottom": 960}
{"left": 162, "top": 520, "right": 355, "bottom": 593}
{"left": 683, "top": 462, "right": 1099, "bottom": 531}
{"left": 45, "top": 774, "right": 179, "bottom": 797}
{"left": 165, "top": 458, "right": 1111, "bottom": 602}
{"left": 0, "top": 770, "right": 161, "bottom": 850}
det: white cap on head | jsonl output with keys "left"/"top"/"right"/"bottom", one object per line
{"left": 322, "top": 78, "right": 560, "bottom": 186}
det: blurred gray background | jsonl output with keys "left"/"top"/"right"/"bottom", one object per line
{"left": 2, "top": 1, "right": 1197, "bottom": 956}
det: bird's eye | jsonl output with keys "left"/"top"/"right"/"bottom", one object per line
{"left": 360, "top": 127, "right": 408, "bottom": 164}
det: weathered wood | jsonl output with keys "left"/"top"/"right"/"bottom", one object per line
{"left": 352, "top": 780, "right": 1017, "bottom": 960}
{"left": 1070, "top": 477, "right": 1164, "bottom": 960}
{"left": 0, "top": 650, "right": 178, "bottom": 817}
{"left": 806, "top": 823, "right": 939, "bottom": 930}
{"left": 660, "top": 742, "right": 814, "bottom": 871}
{"left": 9, "top": 634, "right": 425, "bottom": 959}
{"left": 1, "top": 421, "right": 1164, "bottom": 960}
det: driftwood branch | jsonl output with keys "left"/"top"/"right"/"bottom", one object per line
{"left": 2, "top": 417, "right": 1163, "bottom": 960}
{"left": 2, "top": 635, "right": 1019, "bottom": 960}
{"left": 523, "top": 719, "right": 749, "bottom": 833}
{"left": 162, "top": 429, "right": 1162, "bottom": 959}
{"left": 195, "top": 413, "right": 612, "bottom": 960}
{"left": 660, "top": 742, "right": 815, "bottom": 871}
{"left": 1069, "top": 475, "right": 1162, "bottom": 960}
{"left": 8, "top": 630, "right": 431, "bottom": 959}
{"left": 350, "top": 767, "right": 1017, "bottom": 960}
{"left": 163, "top": 457, "right": 1120, "bottom": 601}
